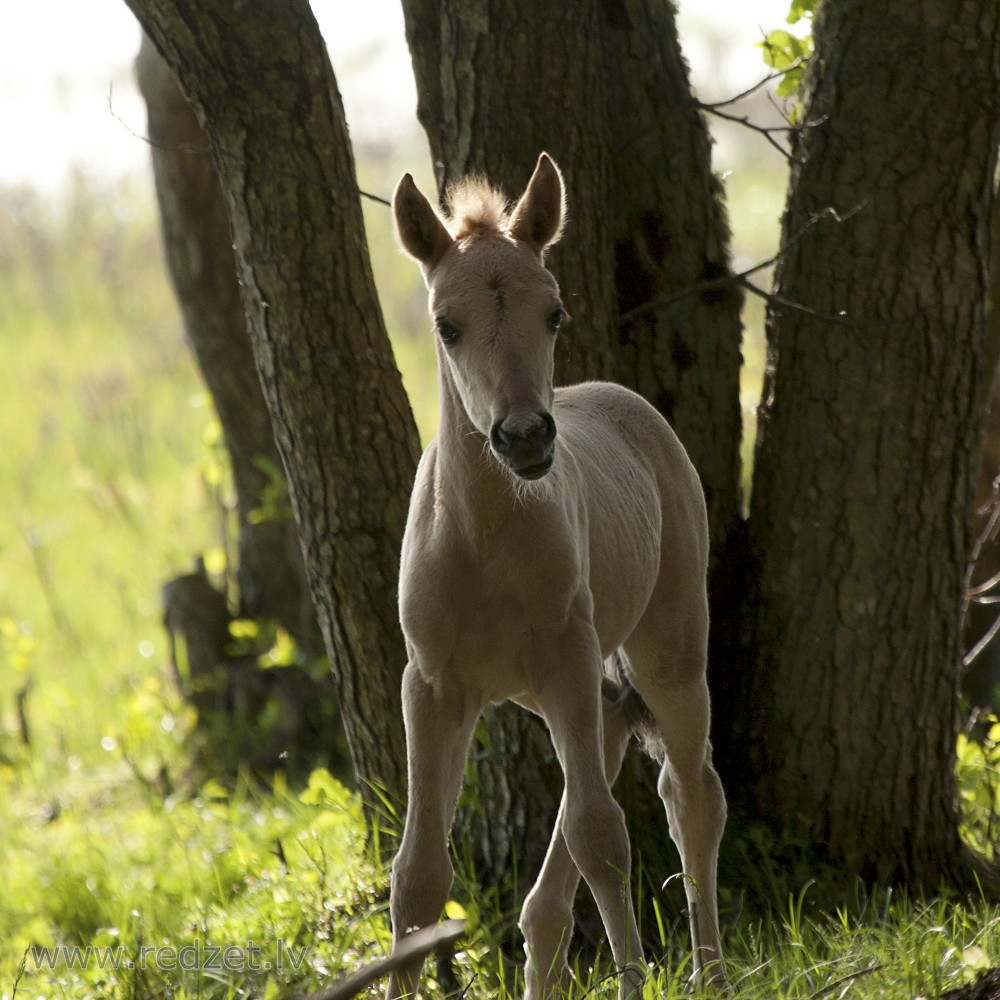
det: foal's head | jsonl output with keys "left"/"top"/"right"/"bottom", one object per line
{"left": 393, "top": 154, "right": 566, "bottom": 481}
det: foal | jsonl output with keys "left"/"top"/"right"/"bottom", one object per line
{"left": 387, "top": 154, "right": 727, "bottom": 999}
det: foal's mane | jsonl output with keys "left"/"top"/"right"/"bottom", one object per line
{"left": 444, "top": 177, "right": 510, "bottom": 240}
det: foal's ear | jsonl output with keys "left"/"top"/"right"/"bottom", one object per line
{"left": 393, "top": 173, "right": 454, "bottom": 274}
{"left": 507, "top": 153, "right": 566, "bottom": 257}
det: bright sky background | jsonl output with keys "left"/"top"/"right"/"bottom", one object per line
{"left": 0, "top": 0, "right": 797, "bottom": 196}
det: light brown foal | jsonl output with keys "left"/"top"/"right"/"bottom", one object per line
{"left": 386, "top": 153, "right": 728, "bottom": 999}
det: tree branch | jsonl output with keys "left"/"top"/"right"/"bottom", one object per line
{"left": 618, "top": 202, "right": 866, "bottom": 327}
{"left": 698, "top": 59, "right": 809, "bottom": 110}
{"left": 695, "top": 103, "right": 828, "bottom": 163}
{"left": 108, "top": 84, "right": 392, "bottom": 207}
{"left": 295, "top": 920, "right": 465, "bottom": 1000}
{"left": 741, "top": 278, "right": 854, "bottom": 326}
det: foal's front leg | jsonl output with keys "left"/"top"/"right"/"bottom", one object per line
{"left": 386, "top": 661, "right": 479, "bottom": 1000}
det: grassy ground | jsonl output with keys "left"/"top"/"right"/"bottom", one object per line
{"left": 3, "top": 168, "right": 1000, "bottom": 1000}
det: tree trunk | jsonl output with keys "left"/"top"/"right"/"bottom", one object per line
{"left": 135, "top": 34, "right": 319, "bottom": 653}
{"left": 746, "top": 0, "right": 1000, "bottom": 886}
{"left": 125, "top": 0, "right": 422, "bottom": 822}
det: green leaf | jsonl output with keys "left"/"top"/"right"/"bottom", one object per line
{"left": 787, "top": 0, "right": 817, "bottom": 25}
{"left": 299, "top": 767, "right": 346, "bottom": 806}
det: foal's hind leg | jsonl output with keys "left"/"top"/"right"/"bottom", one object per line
{"left": 520, "top": 679, "right": 634, "bottom": 999}
{"left": 625, "top": 635, "right": 728, "bottom": 987}
{"left": 386, "top": 661, "right": 479, "bottom": 1000}
{"left": 535, "top": 636, "right": 645, "bottom": 1000}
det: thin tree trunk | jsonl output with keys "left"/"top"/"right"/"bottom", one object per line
{"left": 126, "top": 0, "right": 422, "bottom": 822}
{"left": 135, "top": 34, "right": 318, "bottom": 652}
{"left": 747, "top": 0, "right": 1000, "bottom": 887}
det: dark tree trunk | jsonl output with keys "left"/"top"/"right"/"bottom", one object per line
{"left": 135, "top": 34, "right": 319, "bottom": 653}
{"left": 125, "top": 0, "right": 422, "bottom": 823}
{"left": 746, "top": 0, "right": 1000, "bottom": 887}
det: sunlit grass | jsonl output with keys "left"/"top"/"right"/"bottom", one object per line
{"left": 0, "top": 173, "right": 214, "bottom": 773}
{"left": 0, "top": 763, "right": 389, "bottom": 998}
{"left": 2, "top": 165, "right": 1000, "bottom": 1000}
{"left": 0, "top": 166, "right": 435, "bottom": 997}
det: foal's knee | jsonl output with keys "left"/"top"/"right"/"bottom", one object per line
{"left": 659, "top": 758, "right": 726, "bottom": 817}
{"left": 390, "top": 839, "right": 454, "bottom": 936}
{"left": 519, "top": 883, "right": 574, "bottom": 958}
{"left": 563, "top": 795, "right": 631, "bottom": 886}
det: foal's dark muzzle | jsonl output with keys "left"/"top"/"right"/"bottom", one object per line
{"left": 490, "top": 411, "right": 557, "bottom": 480}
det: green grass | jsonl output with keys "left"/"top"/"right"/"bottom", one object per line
{"left": 0, "top": 174, "right": 213, "bottom": 770}
{"left": 0, "top": 170, "right": 423, "bottom": 996}
{"left": 2, "top": 765, "right": 390, "bottom": 999}
{"left": 2, "top": 168, "right": 1000, "bottom": 999}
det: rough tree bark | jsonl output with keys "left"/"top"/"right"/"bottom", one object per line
{"left": 135, "top": 35, "right": 318, "bottom": 652}
{"left": 747, "top": 0, "right": 1000, "bottom": 886}
{"left": 125, "top": 0, "right": 422, "bottom": 822}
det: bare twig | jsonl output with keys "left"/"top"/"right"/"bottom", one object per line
{"left": 617, "top": 257, "right": 771, "bottom": 324}
{"left": 695, "top": 104, "right": 827, "bottom": 162}
{"left": 699, "top": 59, "right": 809, "bottom": 110}
{"left": 107, "top": 84, "right": 392, "bottom": 207}
{"left": 741, "top": 278, "right": 854, "bottom": 326}
{"left": 618, "top": 202, "right": 865, "bottom": 327}
{"left": 693, "top": 57, "right": 823, "bottom": 162}
{"left": 296, "top": 919, "right": 465, "bottom": 1000}
{"left": 969, "top": 564, "right": 1000, "bottom": 597}
{"left": 965, "top": 611, "right": 1000, "bottom": 669}
{"left": 615, "top": 57, "right": 812, "bottom": 157}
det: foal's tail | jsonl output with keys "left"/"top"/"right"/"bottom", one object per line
{"left": 603, "top": 648, "right": 666, "bottom": 763}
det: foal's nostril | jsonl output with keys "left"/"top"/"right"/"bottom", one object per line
{"left": 539, "top": 411, "right": 556, "bottom": 447}
{"left": 490, "top": 413, "right": 557, "bottom": 478}
{"left": 490, "top": 418, "right": 512, "bottom": 456}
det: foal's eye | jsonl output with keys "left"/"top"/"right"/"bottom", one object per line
{"left": 435, "top": 317, "right": 460, "bottom": 346}
{"left": 546, "top": 307, "right": 564, "bottom": 333}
